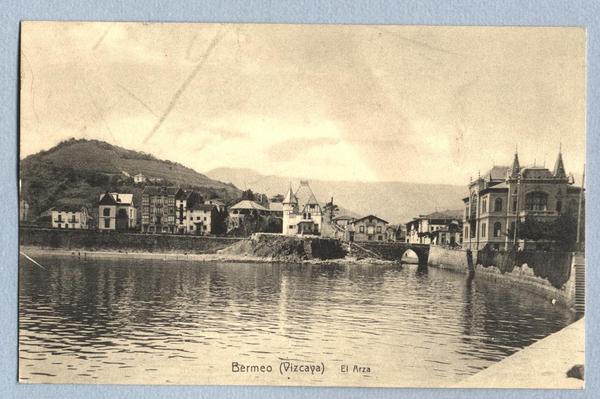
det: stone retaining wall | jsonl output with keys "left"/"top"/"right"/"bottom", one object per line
{"left": 428, "top": 245, "right": 581, "bottom": 310}
{"left": 427, "top": 245, "right": 471, "bottom": 273}
{"left": 20, "top": 227, "right": 242, "bottom": 254}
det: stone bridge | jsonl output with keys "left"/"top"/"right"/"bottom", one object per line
{"left": 350, "top": 241, "right": 430, "bottom": 265}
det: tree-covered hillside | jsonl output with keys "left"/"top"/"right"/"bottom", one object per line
{"left": 20, "top": 138, "right": 242, "bottom": 219}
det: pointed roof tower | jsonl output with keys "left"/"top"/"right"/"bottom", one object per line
{"left": 509, "top": 150, "right": 521, "bottom": 178}
{"left": 283, "top": 183, "right": 298, "bottom": 204}
{"left": 553, "top": 147, "right": 566, "bottom": 178}
{"left": 295, "top": 180, "right": 319, "bottom": 208}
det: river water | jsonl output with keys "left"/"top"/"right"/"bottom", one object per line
{"left": 19, "top": 254, "right": 575, "bottom": 387}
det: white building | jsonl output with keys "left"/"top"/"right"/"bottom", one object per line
{"left": 51, "top": 206, "right": 91, "bottom": 229}
{"left": 133, "top": 173, "right": 147, "bottom": 184}
{"left": 98, "top": 192, "right": 137, "bottom": 230}
{"left": 282, "top": 181, "right": 322, "bottom": 235}
{"left": 187, "top": 204, "right": 217, "bottom": 235}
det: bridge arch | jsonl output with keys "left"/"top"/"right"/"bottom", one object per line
{"left": 348, "top": 241, "right": 430, "bottom": 264}
{"left": 401, "top": 244, "right": 429, "bottom": 265}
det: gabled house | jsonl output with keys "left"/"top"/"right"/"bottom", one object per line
{"left": 51, "top": 206, "right": 91, "bottom": 229}
{"left": 133, "top": 173, "right": 147, "bottom": 184}
{"left": 98, "top": 192, "right": 136, "bottom": 231}
{"left": 347, "top": 215, "right": 389, "bottom": 242}
{"left": 188, "top": 204, "right": 218, "bottom": 235}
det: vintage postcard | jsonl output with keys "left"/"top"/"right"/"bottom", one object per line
{"left": 18, "top": 21, "right": 585, "bottom": 388}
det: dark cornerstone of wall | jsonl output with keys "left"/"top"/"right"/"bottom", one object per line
{"left": 20, "top": 228, "right": 243, "bottom": 254}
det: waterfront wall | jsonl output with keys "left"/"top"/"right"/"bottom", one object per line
{"left": 20, "top": 227, "right": 242, "bottom": 254}
{"left": 473, "top": 261, "right": 577, "bottom": 309}
{"left": 428, "top": 245, "right": 582, "bottom": 310}
{"left": 427, "top": 245, "right": 471, "bottom": 272}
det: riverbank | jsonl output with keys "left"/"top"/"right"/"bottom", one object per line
{"left": 455, "top": 317, "right": 585, "bottom": 389}
{"left": 19, "top": 245, "right": 399, "bottom": 266}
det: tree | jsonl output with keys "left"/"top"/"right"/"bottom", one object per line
{"left": 323, "top": 197, "right": 339, "bottom": 221}
{"left": 516, "top": 214, "right": 578, "bottom": 251}
{"left": 241, "top": 189, "right": 255, "bottom": 201}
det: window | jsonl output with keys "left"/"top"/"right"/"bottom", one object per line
{"left": 556, "top": 200, "right": 562, "bottom": 213}
{"left": 378, "top": 235, "right": 383, "bottom": 241}
{"left": 376, "top": 226, "right": 382, "bottom": 233}
{"left": 493, "top": 222, "right": 502, "bottom": 237}
{"left": 104, "top": 218, "right": 110, "bottom": 228}
{"left": 525, "top": 191, "right": 548, "bottom": 211}
{"left": 482, "top": 198, "right": 487, "bottom": 213}
{"left": 494, "top": 198, "right": 503, "bottom": 212}
{"left": 481, "top": 223, "right": 486, "bottom": 238}
{"left": 513, "top": 199, "right": 517, "bottom": 212}
{"left": 359, "top": 226, "right": 365, "bottom": 233}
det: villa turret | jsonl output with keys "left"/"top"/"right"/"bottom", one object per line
{"left": 553, "top": 150, "right": 567, "bottom": 179}
{"left": 282, "top": 181, "right": 322, "bottom": 235}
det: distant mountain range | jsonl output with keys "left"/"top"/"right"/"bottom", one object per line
{"left": 20, "top": 138, "right": 241, "bottom": 218}
{"left": 207, "top": 167, "right": 466, "bottom": 224}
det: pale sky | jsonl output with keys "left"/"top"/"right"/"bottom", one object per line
{"left": 20, "top": 22, "right": 586, "bottom": 185}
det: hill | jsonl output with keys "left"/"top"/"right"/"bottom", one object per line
{"left": 20, "top": 138, "right": 241, "bottom": 219}
{"left": 207, "top": 167, "right": 466, "bottom": 224}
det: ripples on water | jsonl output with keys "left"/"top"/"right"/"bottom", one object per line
{"left": 18, "top": 255, "right": 574, "bottom": 386}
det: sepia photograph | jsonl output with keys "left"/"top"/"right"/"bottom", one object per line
{"left": 18, "top": 21, "right": 585, "bottom": 388}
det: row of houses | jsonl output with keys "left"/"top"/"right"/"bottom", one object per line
{"left": 27, "top": 150, "right": 581, "bottom": 249}
{"left": 37, "top": 187, "right": 227, "bottom": 236}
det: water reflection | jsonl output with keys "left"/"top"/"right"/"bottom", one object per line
{"left": 19, "top": 255, "right": 574, "bottom": 386}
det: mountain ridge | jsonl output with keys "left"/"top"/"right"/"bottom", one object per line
{"left": 207, "top": 167, "right": 467, "bottom": 224}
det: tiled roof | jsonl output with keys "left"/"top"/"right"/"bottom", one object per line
{"left": 54, "top": 205, "right": 87, "bottom": 212}
{"left": 485, "top": 166, "right": 510, "bottom": 180}
{"left": 421, "top": 209, "right": 463, "bottom": 219}
{"left": 230, "top": 200, "right": 269, "bottom": 211}
{"left": 351, "top": 214, "right": 389, "bottom": 225}
{"left": 190, "top": 203, "right": 216, "bottom": 212}
{"left": 333, "top": 215, "right": 355, "bottom": 221}
{"left": 294, "top": 181, "right": 319, "bottom": 207}
{"left": 99, "top": 192, "right": 134, "bottom": 205}
{"left": 520, "top": 167, "right": 554, "bottom": 179}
